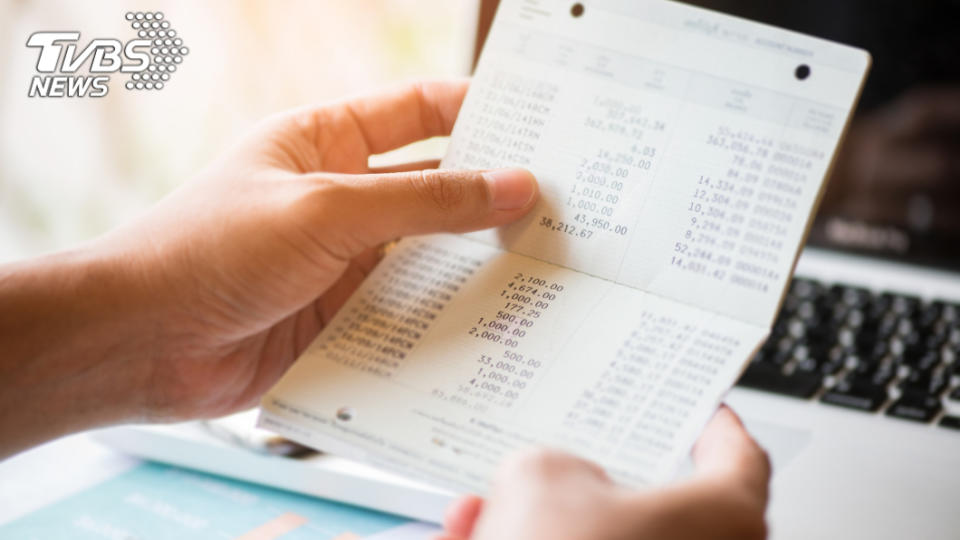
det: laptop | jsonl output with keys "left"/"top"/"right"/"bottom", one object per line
{"left": 99, "top": 1, "right": 960, "bottom": 538}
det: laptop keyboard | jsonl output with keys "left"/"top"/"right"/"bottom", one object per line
{"left": 735, "top": 277, "right": 960, "bottom": 429}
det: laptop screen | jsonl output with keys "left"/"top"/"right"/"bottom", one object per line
{"left": 474, "top": 0, "right": 960, "bottom": 270}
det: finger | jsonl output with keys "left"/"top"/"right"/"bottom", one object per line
{"left": 315, "top": 167, "right": 539, "bottom": 249}
{"left": 312, "top": 245, "right": 383, "bottom": 328}
{"left": 496, "top": 447, "right": 609, "bottom": 486}
{"left": 691, "top": 405, "right": 771, "bottom": 501}
{"left": 334, "top": 79, "right": 468, "bottom": 156}
{"left": 443, "top": 495, "right": 484, "bottom": 538}
{"left": 613, "top": 408, "right": 770, "bottom": 540}
{"left": 619, "top": 483, "right": 768, "bottom": 540}
{"left": 610, "top": 407, "right": 770, "bottom": 540}
{"left": 368, "top": 159, "right": 442, "bottom": 174}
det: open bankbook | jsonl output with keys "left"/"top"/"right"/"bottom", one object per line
{"left": 260, "top": 0, "right": 870, "bottom": 494}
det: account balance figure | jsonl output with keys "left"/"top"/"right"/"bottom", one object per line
{"left": 0, "top": 80, "right": 769, "bottom": 540}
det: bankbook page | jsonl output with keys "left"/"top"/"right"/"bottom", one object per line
{"left": 260, "top": 0, "right": 869, "bottom": 493}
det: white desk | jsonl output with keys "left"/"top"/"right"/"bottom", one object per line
{"left": 0, "top": 432, "right": 441, "bottom": 538}
{"left": 0, "top": 433, "right": 139, "bottom": 526}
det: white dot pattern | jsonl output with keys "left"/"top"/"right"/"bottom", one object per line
{"left": 125, "top": 11, "right": 186, "bottom": 91}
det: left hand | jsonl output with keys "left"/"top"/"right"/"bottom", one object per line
{"left": 437, "top": 406, "right": 771, "bottom": 540}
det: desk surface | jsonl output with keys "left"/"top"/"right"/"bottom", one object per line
{"left": 0, "top": 433, "right": 439, "bottom": 539}
{"left": 0, "top": 433, "right": 139, "bottom": 526}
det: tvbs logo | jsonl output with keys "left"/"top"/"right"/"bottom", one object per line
{"left": 27, "top": 11, "right": 188, "bottom": 98}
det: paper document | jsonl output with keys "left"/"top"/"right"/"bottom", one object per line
{"left": 260, "top": 0, "right": 869, "bottom": 493}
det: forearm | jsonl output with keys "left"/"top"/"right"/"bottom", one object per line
{"left": 0, "top": 245, "right": 154, "bottom": 458}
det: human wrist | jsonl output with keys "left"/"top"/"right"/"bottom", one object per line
{"left": 0, "top": 244, "right": 156, "bottom": 457}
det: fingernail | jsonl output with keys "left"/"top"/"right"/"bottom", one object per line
{"left": 482, "top": 168, "right": 537, "bottom": 210}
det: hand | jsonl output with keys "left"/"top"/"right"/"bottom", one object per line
{"left": 0, "top": 79, "right": 539, "bottom": 457}
{"left": 438, "top": 406, "right": 771, "bottom": 540}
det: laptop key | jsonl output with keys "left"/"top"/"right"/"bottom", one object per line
{"left": 854, "top": 334, "right": 879, "bottom": 357}
{"left": 951, "top": 361, "right": 960, "bottom": 377}
{"left": 925, "top": 332, "right": 948, "bottom": 350}
{"left": 886, "top": 293, "right": 921, "bottom": 317}
{"left": 901, "top": 350, "right": 940, "bottom": 372}
{"left": 941, "top": 303, "right": 960, "bottom": 323}
{"left": 791, "top": 278, "right": 820, "bottom": 299}
{"left": 736, "top": 361, "right": 822, "bottom": 399}
{"left": 820, "top": 376, "right": 888, "bottom": 411}
{"left": 833, "top": 285, "right": 871, "bottom": 308}
{"left": 897, "top": 365, "right": 949, "bottom": 399}
{"left": 886, "top": 394, "right": 942, "bottom": 423}
{"left": 939, "top": 415, "right": 960, "bottom": 430}
{"left": 917, "top": 303, "right": 941, "bottom": 330}
{"left": 868, "top": 361, "right": 898, "bottom": 387}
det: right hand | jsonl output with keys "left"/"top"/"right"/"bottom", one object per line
{"left": 0, "top": 79, "right": 540, "bottom": 458}
{"left": 438, "top": 406, "right": 771, "bottom": 540}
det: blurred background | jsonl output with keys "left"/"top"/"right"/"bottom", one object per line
{"left": 0, "top": 0, "right": 478, "bottom": 261}
{"left": 4, "top": 0, "right": 960, "bottom": 269}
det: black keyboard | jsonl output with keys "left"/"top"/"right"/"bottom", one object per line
{"left": 735, "top": 277, "right": 960, "bottom": 429}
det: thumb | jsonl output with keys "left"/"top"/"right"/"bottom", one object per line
{"left": 324, "top": 167, "right": 538, "bottom": 246}
{"left": 612, "top": 408, "right": 770, "bottom": 540}
{"left": 443, "top": 495, "right": 484, "bottom": 539}
{"left": 691, "top": 405, "right": 771, "bottom": 502}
